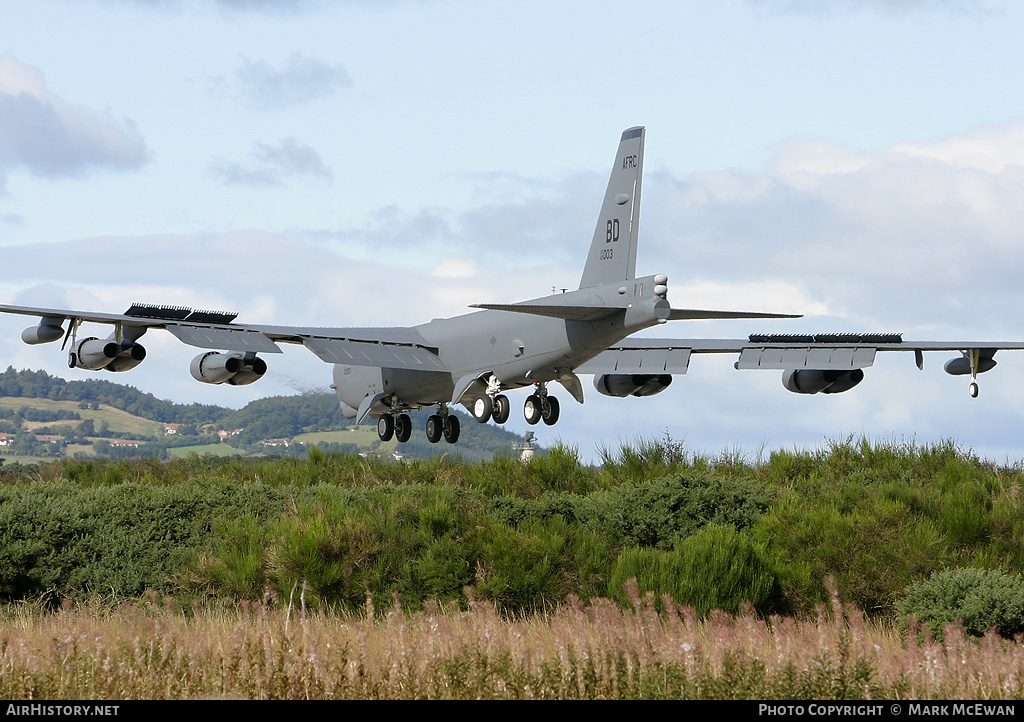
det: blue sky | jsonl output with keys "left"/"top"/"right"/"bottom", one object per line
{"left": 3, "top": 0, "right": 1024, "bottom": 462}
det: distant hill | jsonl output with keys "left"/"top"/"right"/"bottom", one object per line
{"left": 0, "top": 367, "right": 534, "bottom": 462}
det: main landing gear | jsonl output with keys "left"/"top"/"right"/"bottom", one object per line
{"left": 523, "top": 392, "right": 559, "bottom": 426}
{"left": 471, "top": 394, "right": 511, "bottom": 424}
{"left": 471, "top": 383, "right": 560, "bottom": 427}
{"left": 377, "top": 407, "right": 460, "bottom": 444}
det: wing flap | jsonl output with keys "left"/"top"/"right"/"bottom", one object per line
{"left": 578, "top": 345, "right": 692, "bottom": 374}
{"left": 736, "top": 346, "right": 877, "bottom": 370}
{"left": 301, "top": 336, "right": 447, "bottom": 370}
{"left": 165, "top": 324, "right": 282, "bottom": 353}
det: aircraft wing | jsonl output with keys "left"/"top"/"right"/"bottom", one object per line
{"left": 576, "top": 333, "right": 1024, "bottom": 376}
{"left": 0, "top": 302, "right": 448, "bottom": 371}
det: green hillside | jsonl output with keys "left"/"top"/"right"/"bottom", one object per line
{"left": 0, "top": 367, "right": 532, "bottom": 462}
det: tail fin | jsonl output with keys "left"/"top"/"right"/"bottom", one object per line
{"left": 578, "top": 126, "right": 645, "bottom": 289}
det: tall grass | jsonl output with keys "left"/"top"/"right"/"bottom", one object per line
{"left": 1, "top": 588, "right": 1023, "bottom": 700}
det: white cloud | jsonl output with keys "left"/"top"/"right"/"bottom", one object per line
{"left": 0, "top": 53, "right": 149, "bottom": 184}
{"left": 208, "top": 138, "right": 334, "bottom": 186}
{"left": 431, "top": 259, "right": 478, "bottom": 278}
{"left": 216, "top": 52, "right": 352, "bottom": 111}
{"left": 644, "top": 122, "right": 1024, "bottom": 337}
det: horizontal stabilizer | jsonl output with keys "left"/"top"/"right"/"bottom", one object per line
{"left": 669, "top": 309, "right": 801, "bottom": 320}
{"left": 469, "top": 303, "right": 618, "bottom": 322}
{"left": 473, "top": 303, "right": 801, "bottom": 322}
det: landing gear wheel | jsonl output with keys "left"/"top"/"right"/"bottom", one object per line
{"left": 68, "top": 353, "right": 77, "bottom": 369}
{"left": 426, "top": 414, "right": 443, "bottom": 443}
{"left": 377, "top": 414, "right": 394, "bottom": 442}
{"left": 524, "top": 394, "right": 543, "bottom": 425}
{"left": 541, "top": 396, "right": 560, "bottom": 426}
{"left": 472, "top": 395, "right": 493, "bottom": 423}
{"left": 443, "top": 415, "right": 461, "bottom": 444}
{"left": 970, "top": 381, "right": 980, "bottom": 398}
{"left": 492, "top": 394, "right": 510, "bottom": 424}
{"left": 395, "top": 413, "right": 412, "bottom": 443}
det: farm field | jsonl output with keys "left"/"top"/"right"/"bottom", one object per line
{"left": 166, "top": 443, "right": 243, "bottom": 458}
{"left": 0, "top": 396, "right": 162, "bottom": 437}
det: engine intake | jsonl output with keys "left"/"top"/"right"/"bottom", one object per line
{"left": 69, "top": 337, "right": 120, "bottom": 370}
{"left": 783, "top": 369, "right": 864, "bottom": 395}
{"left": 190, "top": 352, "right": 267, "bottom": 386}
{"left": 594, "top": 373, "right": 673, "bottom": 398}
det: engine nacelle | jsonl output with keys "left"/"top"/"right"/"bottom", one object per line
{"left": 22, "top": 322, "right": 64, "bottom": 345}
{"left": 594, "top": 373, "right": 673, "bottom": 398}
{"left": 783, "top": 368, "right": 864, "bottom": 395}
{"left": 105, "top": 344, "right": 147, "bottom": 373}
{"left": 70, "top": 337, "right": 120, "bottom": 370}
{"left": 190, "top": 352, "right": 266, "bottom": 386}
{"left": 943, "top": 355, "right": 997, "bottom": 376}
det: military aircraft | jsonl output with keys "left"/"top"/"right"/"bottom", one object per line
{"left": 2, "top": 126, "right": 1022, "bottom": 444}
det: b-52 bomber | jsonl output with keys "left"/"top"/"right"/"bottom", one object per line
{"left": 2, "top": 127, "right": 1023, "bottom": 444}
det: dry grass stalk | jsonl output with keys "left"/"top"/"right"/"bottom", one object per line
{"left": 1, "top": 587, "right": 1023, "bottom": 700}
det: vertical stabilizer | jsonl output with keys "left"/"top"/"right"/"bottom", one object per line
{"left": 578, "top": 126, "right": 645, "bottom": 289}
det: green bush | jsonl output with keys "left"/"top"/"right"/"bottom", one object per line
{"left": 897, "top": 567, "right": 1024, "bottom": 640}
{"left": 608, "top": 525, "right": 782, "bottom": 616}
{"left": 580, "top": 470, "right": 773, "bottom": 550}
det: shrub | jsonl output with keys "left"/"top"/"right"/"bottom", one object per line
{"left": 608, "top": 525, "right": 782, "bottom": 616}
{"left": 897, "top": 567, "right": 1024, "bottom": 640}
{"left": 581, "top": 470, "right": 773, "bottom": 550}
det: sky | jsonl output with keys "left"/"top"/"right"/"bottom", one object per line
{"left": 3, "top": 0, "right": 1024, "bottom": 463}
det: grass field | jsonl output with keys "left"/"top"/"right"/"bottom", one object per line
{"left": 166, "top": 443, "right": 243, "bottom": 458}
{"left": 0, "top": 397, "right": 162, "bottom": 437}
{"left": 293, "top": 427, "right": 396, "bottom": 451}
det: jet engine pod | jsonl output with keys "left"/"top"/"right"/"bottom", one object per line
{"left": 190, "top": 352, "right": 266, "bottom": 385}
{"left": 782, "top": 368, "right": 864, "bottom": 395}
{"left": 190, "top": 352, "right": 242, "bottom": 384}
{"left": 105, "top": 343, "right": 147, "bottom": 373}
{"left": 70, "top": 337, "right": 120, "bottom": 370}
{"left": 594, "top": 373, "right": 673, "bottom": 398}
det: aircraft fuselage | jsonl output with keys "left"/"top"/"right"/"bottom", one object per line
{"left": 331, "top": 276, "right": 670, "bottom": 416}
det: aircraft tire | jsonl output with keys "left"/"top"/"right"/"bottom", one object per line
{"left": 377, "top": 414, "right": 394, "bottom": 442}
{"left": 524, "top": 394, "right": 543, "bottom": 425}
{"left": 426, "top": 415, "right": 443, "bottom": 443}
{"left": 493, "top": 394, "right": 510, "bottom": 424}
{"left": 444, "top": 415, "right": 461, "bottom": 444}
{"left": 541, "top": 396, "right": 560, "bottom": 425}
{"left": 395, "top": 413, "right": 412, "bottom": 443}
{"left": 473, "top": 395, "right": 493, "bottom": 423}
